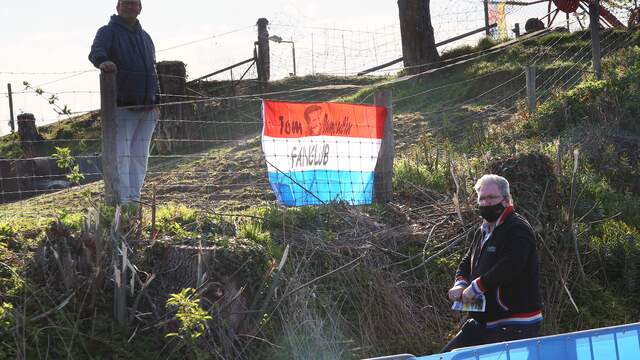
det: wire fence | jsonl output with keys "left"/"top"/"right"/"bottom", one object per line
{"left": 0, "top": 5, "right": 637, "bottom": 220}
{"left": 2, "top": 5, "right": 640, "bottom": 360}
{"left": 0, "top": 0, "right": 563, "bottom": 136}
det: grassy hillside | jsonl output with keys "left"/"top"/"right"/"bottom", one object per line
{"left": 1, "top": 28, "right": 639, "bottom": 359}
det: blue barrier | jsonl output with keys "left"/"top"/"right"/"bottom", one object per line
{"left": 412, "top": 322, "right": 640, "bottom": 360}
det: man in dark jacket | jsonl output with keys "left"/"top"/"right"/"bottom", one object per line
{"left": 442, "top": 174, "right": 542, "bottom": 352}
{"left": 89, "top": 0, "right": 159, "bottom": 204}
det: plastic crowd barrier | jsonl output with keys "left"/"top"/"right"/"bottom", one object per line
{"left": 365, "top": 322, "right": 640, "bottom": 360}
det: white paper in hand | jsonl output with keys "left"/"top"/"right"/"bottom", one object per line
{"left": 452, "top": 294, "right": 486, "bottom": 312}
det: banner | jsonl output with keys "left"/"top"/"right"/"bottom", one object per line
{"left": 489, "top": 0, "right": 507, "bottom": 38}
{"left": 261, "top": 100, "right": 387, "bottom": 206}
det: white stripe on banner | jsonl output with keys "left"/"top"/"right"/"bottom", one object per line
{"left": 262, "top": 135, "right": 382, "bottom": 173}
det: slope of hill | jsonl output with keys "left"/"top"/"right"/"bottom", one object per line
{"left": 0, "top": 28, "right": 639, "bottom": 359}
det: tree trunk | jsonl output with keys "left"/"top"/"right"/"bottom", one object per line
{"left": 398, "top": 0, "right": 439, "bottom": 75}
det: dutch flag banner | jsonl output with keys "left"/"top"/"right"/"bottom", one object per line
{"left": 262, "top": 100, "right": 387, "bottom": 206}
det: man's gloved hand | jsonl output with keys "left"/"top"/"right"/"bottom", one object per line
{"left": 447, "top": 285, "right": 465, "bottom": 301}
{"left": 99, "top": 61, "right": 117, "bottom": 73}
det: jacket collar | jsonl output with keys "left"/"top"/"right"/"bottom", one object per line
{"left": 109, "top": 15, "right": 142, "bottom": 32}
{"left": 495, "top": 205, "right": 513, "bottom": 228}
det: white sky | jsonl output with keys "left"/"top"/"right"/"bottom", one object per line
{"left": 0, "top": 1, "right": 567, "bottom": 136}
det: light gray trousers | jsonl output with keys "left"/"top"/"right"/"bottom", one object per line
{"left": 114, "top": 107, "right": 158, "bottom": 203}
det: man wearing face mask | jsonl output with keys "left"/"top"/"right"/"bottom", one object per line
{"left": 88, "top": 0, "right": 159, "bottom": 205}
{"left": 441, "top": 174, "right": 542, "bottom": 352}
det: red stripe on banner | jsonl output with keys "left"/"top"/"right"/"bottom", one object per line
{"left": 263, "top": 100, "right": 386, "bottom": 139}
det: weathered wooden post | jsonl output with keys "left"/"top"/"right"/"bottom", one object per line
{"left": 157, "top": 61, "right": 186, "bottom": 121}
{"left": 483, "top": 0, "right": 491, "bottom": 36}
{"left": 256, "top": 18, "right": 270, "bottom": 89}
{"left": 7, "top": 84, "right": 15, "bottom": 133}
{"left": 156, "top": 61, "right": 192, "bottom": 154}
{"left": 525, "top": 66, "right": 537, "bottom": 114}
{"left": 17, "top": 113, "right": 42, "bottom": 158}
{"left": 513, "top": 23, "right": 521, "bottom": 38}
{"left": 100, "top": 72, "right": 120, "bottom": 205}
{"left": 374, "top": 90, "right": 394, "bottom": 203}
{"left": 589, "top": 0, "right": 602, "bottom": 79}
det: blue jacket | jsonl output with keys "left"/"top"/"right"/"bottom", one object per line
{"left": 89, "top": 15, "right": 159, "bottom": 107}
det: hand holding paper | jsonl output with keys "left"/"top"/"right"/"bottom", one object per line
{"left": 462, "top": 285, "right": 479, "bottom": 303}
{"left": 447, "top": 285, "right": 465, "bottom": 301}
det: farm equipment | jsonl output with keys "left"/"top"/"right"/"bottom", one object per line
{"left": 544, "top": 0, "right": 626, "bottom": 28}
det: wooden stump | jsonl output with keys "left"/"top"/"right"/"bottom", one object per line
{"left": 17, "top": 113, "right": 42, "bottom": 158}
{"left": 156, "top": 61, "right": 197, "bottom": 154}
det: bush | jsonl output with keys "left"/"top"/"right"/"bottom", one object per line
{"left": 237, "top": 220, "right": 281, "bottom": 259}
{"left": 526, "top": 46, "right": 640, "bottom": 137}
{"left": 590, "top": 220, "right": 640, "bottom": 293}
{"left": 440, "top": 44, "right": 475, "bottom": 61}
{"left": 249, "top": 204, "right": 341, "bottom": 232}
{"left": 0, "top": 223, "right": 16, "bottom": 246}
{"left": 477, "top": 36, "right": 498, "bottom": 50}
{"left": 166, "top": 288, "right": 212, "bottom": 359}
{"left": 0, "top": 302, "right": 16, "bottom": 359}
{"left": 155, "top": 204, "right": 198, "bottom": 239}
{"left": 59, "top": 212, "right": 84, "bottom": 233}
{"left": 393, "top": 158, "right": 449, "bottom": 194}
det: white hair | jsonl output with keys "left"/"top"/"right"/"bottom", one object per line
{"left": 474, "top": 174, "right": 513, "bottom": 204}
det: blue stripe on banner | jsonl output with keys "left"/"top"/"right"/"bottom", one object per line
{"left": 268, "top": 170, "right": 374, "bottom": 206}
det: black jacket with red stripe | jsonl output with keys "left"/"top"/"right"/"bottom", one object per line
{"left": 454, "top": 208, "right": 543, "bottom": 325}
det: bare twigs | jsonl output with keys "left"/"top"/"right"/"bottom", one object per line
{"left": 568, "top": 148, "right": 586, "bottom": 281}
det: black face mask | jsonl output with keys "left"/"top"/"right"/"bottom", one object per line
{"left": 478, "top": 203, "right": 505, "bottom": 222}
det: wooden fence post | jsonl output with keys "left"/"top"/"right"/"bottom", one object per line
{"left": 525, "top": 66, "right": 537, "bottom": 114}
{"left": 374, "top": 90, "right": 394, "bottom": 203}
{"left": 256, "top": 18, "right": 270, "bottom": 89}
{"left": 484, "top": 0, "right": 491, "bottom": 36}
{"left": 589, "top": 0, "right": 602, "bottom": 79}
{"left": 100, "top": 72, "right": 120, "bottom": 206}
{"left": 7, "top": 84, "right": 15, "bottom": 133}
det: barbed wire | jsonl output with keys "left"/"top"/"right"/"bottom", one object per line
{"left": 0, "top": 70, "right": 97, "bottom": 76}
{"left": 6, "top": 32, "right": 556, "bottom": 125}
{"left": 0, "top": 28, "right": 626, "bottom": 133}
{"left": 1, "top": 27, "right": 624, "bottom": 132}
{"left": 1, "top": 12, "right": 636, "bottom": 219}
{"left": 156, "top": 25, "right": 255, "bottom": 53}
{"left": 405, "top": 28, "right": 636, "bottom": 149}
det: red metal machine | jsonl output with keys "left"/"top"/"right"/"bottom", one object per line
{"left": 546, "top": 0, "right": 626, "bottom": 28}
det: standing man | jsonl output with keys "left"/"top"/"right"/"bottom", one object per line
{"left": 89, "top": 0, "right": 159, "bottom": 205}
{"left": 442, "top": 174, "right": 542, "bottom": 352}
